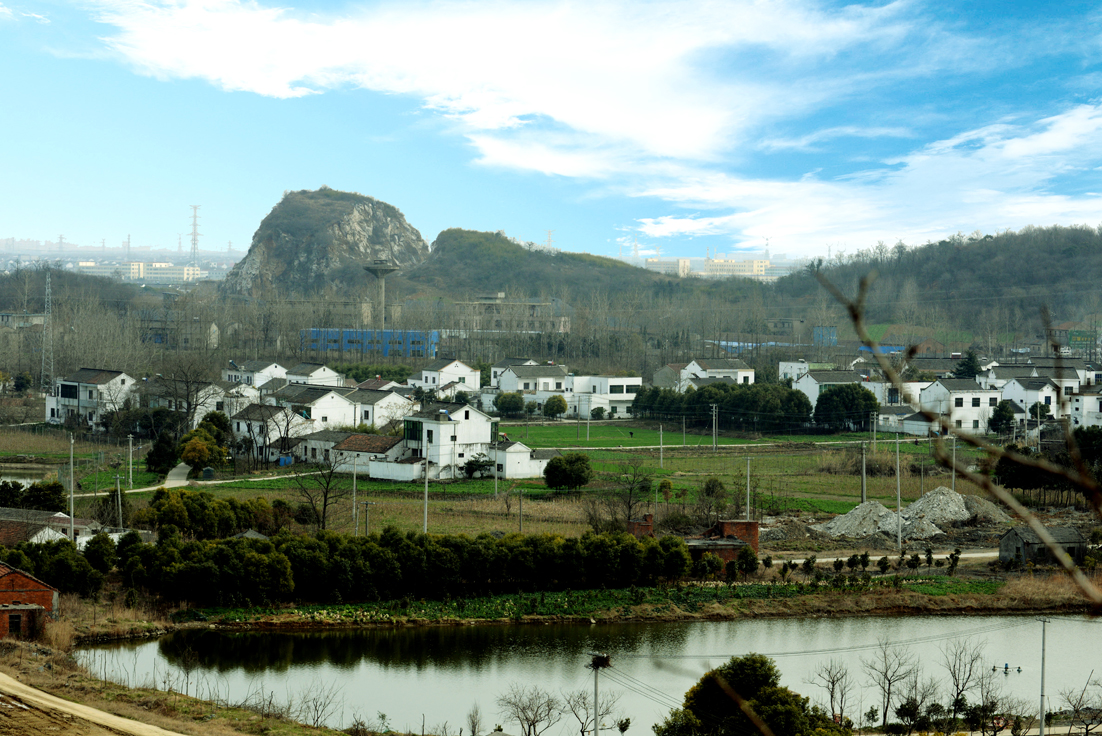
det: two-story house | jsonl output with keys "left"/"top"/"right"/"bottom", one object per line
{"left": 682, "top": 359, "right": 755, "bottom": 388}
{"left": 286, "top": 362, "right": 345, "bottom": 386}
{"left": 919, "top": 379, "right": 1002, "bottom": 432}
{"left": 46, "top": 368, "right": 137, "bottom": 429}
{"left": 567, "top": 375, "right": 643, "bottom": 417}
{"left": 792, "top": 371, "right": 862, "bottom": 410}
{"left": 497, "top": 365, "right": 570, "bottom": 394}
{"left": 1001, "top": 377, "right": 1063, "bottom": 420}
{"left": 397, "top": 402, "right": 497, "bottom": 479}
{"left": 231, "top": 404, "right": 313, "bottom": 462}
{"left": 223, "top": 360, "right": 287, "bottom": 387}
{"left": 1070, "top": 384, "right": 1102, "bottom": 428}
{"left": 265, "top": 384, "right": 358, "bottom": 430}
{"left": 490, "top": 358, "right": 538, "bottom": 387}
{"left": 410, "top": 359, "right": 481, "bottom": 392}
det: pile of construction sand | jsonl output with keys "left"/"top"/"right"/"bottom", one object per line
{"left": 811, "top": 486, "right": 1011, "bottom": 542}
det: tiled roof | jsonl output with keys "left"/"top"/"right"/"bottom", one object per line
{"left": 1003, "top": 526, "right": 1085, "bottom": 545}
{"left": 62, "top": 368, "right": 125, "bottom": 384}
{"left": 1010, "top": 378, "right": 1058, "bottom": 391}
{"left": 424, "top": 359, "right": 471, "bottom": 372}
{"left": 804, "top": 371, "right": 861, "bottom": 383}
{"left": 505, "top": 365, "right": 568, "bottom": 378}
{"left": 300, "top": 430, "right": 355, "bottom": 444}
{"left": 231, "top": 403, "right": 290, "bottom": 421}
{"left": 357, "top": 378, "right": 397, "bottom": 390}
{"left": 695, "top": 358, "right": 750, "bottom": 370}
{"left": 240, "top": 359, "right": 283, "bottom": 372}
{"left": 334, "top": 434, "right": 402, "bottom": 453}
{"left": 936, "top": 379, "right": 993, "bottom": 391}
{"left": 345, "top": 389, "right": 406, "bottom": 405}
{"left": 287, "top": 362, "right": 327, "bottom": 375}
{"left": 493, "top": 357, "right": 536, "bottom": 369}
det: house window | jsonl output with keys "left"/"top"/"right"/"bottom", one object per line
{"left": 954, "top": 397, "right": 963, "bottom": 407}
{"left": 989, "top": 398, "right": 997, "bottom": 406}
{"left": 610, "top": 406, "right": 617, "bottom": 414}
{"left": 743, "top": 376, "right": 749, "bottom": 384}
{"left": 50, "top": 408, "right": 55, "bottom": 418}
{"left": 235, "top": 422, "right": 240, "bottom": 431}
{"left": 610, "top": 385, "right": 624, "bottom": 394}
{"left": 556, "top": 382, "right": 562, "bottom": 390}
{"left": 88, "top": 390, "right": 94, "bottom": 400}
{"left": 322, "top": 416, "right": 328, "bottom": 422}
{"left": 427, "top": 430, "right": 434, "bottom": 444}
{"left": 1097, "top": 400, "right": 1101, "bottom": 412}
{"left": 973, "top": 420, "right": 979, "bottom": 428}
{"left": 523, "top": 382, "right": 530, "bottom": 390}
{"left": 1044, "top": 396, "right": 1051, "bottom": 405}
{"left": 458, "top": 453, "right": 464, "bottom": 458}
{"left": 450, "top": 435, "right": 457, "bottom": 441}
{"left": 464, "top": 410, "right": 469, "bottom": 420}
{"left": 971, "top": 398, "right": 980, "bottom": 407}
{"left": 216, "top": 401, "right": 224, "bottom": 411}
{"left": 955, "top": 420, "right": 962, "bottom": 428}
{"left": 497, "top": 463, "right": 503, "bottom": 472}
{"left": 311, "top": 448, "right": 317, "bottom": 459}
{"left": 363, "top": 410, "right": 370, "bottom": 421}
{"left": 459, "top": 377, "right": 466, "bottom": 383}
{"left": 324, "top": 449, "right": 329, "bottom": 461}
{"left": 592, "top": 387, "right": 597, "bottom": 393}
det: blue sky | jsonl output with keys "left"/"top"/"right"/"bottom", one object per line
{"left": 2, "top": 0, "right": 1102, "bottom": 261}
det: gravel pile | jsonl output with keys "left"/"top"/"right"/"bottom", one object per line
{"left": 901, "top": 487, "right": 971, "bottom": 526}
{"left": 811, "top": 501, "right": 893, "bottom": 538}
{"left": 875, "top": 512, "right": 945, "bottom": 540}
{"left": 812, "top": 486, "right": 1011, "bottom": 542}
{"left": 962, "top": 495, "right": 1013, "bottom": 525}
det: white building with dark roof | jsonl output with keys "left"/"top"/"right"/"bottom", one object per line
{"left": 919, "top": 378, "right": 1002, "bottom": 432}
{"left": 46, "top": 368, "right": 136, "bottom": 429}
{"left": 411, "top": 359, "right": 481, "bottom": 391}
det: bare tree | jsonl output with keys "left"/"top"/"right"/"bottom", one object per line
{"left": 861, "top": 639, "right": 918, "bottom": 727}
{"left": 807, "top": 659, "right": 853, "bottom": 723}
{"left": 496, "top": 685, "right": 563, "bottom": 736}
{"left": 466, "top": 703, "right": 482, "bottom": 736}
{"left": 940, "top": 638, "right": 984, "bottom": 720}
{"left": 291, "top": 450, "right": 352, "bottom": 530}
{"left": 1061, "top": 676, "right": 1102, "bottom": 736}
{"left": 562, "top": 688, "right": 621, "bottom": 736}
{"left": 613, "top": 458, "right": 654, "bottom": 523}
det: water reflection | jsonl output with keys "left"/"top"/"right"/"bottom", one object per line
{"left": 80, "top": 615, "right": 1102, "bottom": 732}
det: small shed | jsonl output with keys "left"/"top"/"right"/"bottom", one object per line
{"left": 0, "top": 563, "right": 59, "bottom": 616}
{"left": 0, "top": 603, "right": 46, "bottom": 639}
{"left": 999, "top": 526, "right": 1087, "bottom": 565}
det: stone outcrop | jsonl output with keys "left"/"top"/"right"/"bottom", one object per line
{"left": 221, "top": 188, "right": 429, "bottom": 297}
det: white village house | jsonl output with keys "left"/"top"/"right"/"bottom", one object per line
{"left": 919, "top": 378, "right": 1002, "bottom": 433}
{"left": 46, "top": 368, "right": 137, "bottom": 429}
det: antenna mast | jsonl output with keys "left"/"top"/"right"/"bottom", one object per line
{"left": 57, "top": 235, "right": 64, "bottom": 253}
{"left": 125, "top": 234, "right": 131, "bottom": 261}
{"left": 632, "top": 236, "right": 639, "bottom": 260}
{"left": 41, "top": 271, "right": 53, "bottom": 391}
{"left": 189, "top": 205, "right": 201, "bottom": 266}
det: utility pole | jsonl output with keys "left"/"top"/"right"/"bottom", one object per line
{"left": 896, "top": 436, "right": 901, "bottom": 552}
{"left": 423, "top": 458, "right": 429, "bottom": 534}
{"left": 952, "top": 435, "right": 957, "bottom": 492}
{"left": 588, "top": 653, "right": 611, "bottom": 736}
{"left": 711, "top": 404, "right": 718, "bottom": 451}
{"left": 746, "top": 456, "right": 751, "bottom": 521}
{"left": 518, "top": 488, "right": 523, "bottom": 533}
{"left": 69, "top": 434, "right": 75, "bottom": 540}
{"left": 861, "top": 443, "right": 867, "bottom": 503}
{"left": 361, "top": 501, "right": 376, "bottom": 536}
{"left": 659, "top": 425, "right": 663, "bottom": 469}
{"left": 115, "top": 474, "right": 123, "bottom": 528}
{"left": 682, "top": 415, "right": 685, "bottom": 446}
{"left": 127, "top": 434, "right": 133, "bottom": 489}
{"left": 872, "top": 411, "right": 877, "bottom": 452}
{"left": 1039, "top": 617, "right": 1049, "bottom": 736}
{"left": 353, "top": 455, "right": 358, "bottom": 534}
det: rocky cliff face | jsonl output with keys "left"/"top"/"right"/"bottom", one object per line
{"left": 221, "top": 188, "right": 430, "bottom": 298}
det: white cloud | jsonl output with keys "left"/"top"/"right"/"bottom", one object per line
{"left": 0, "top": 4, "right": 12, "bottom": 20}
{"left": 636, "top": 103, "right": 1102, "bottom": 254}
{"left": 20, "top": 9, "right": 49, "bottom": 22}
{"left": 88, "top": 0, "right": 936, "bottom": 164}
{"left": 758, "top": 126, "right": 913, "bottom": 152}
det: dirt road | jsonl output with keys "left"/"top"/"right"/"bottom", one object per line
{"left": 0, "top": 671, "right": 185, "bottom": 736}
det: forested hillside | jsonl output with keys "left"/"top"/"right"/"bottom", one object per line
{"left": 774, "top": 225, "right": 1102, "bottom": 334}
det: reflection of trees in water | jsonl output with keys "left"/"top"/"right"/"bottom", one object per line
{"left": 155, "top": 622, "right": 692, "bottom": 674}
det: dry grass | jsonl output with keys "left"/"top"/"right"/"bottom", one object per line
{"left": 58, "top": 592, "right": 171, "bottom": 642}
{"left": 0, "top": 638, "right": 348, "bottom": 735}
{"left": 0, "top": 426, "right": 128, "bottom": 458}
{"left": 42, "top": 618, "right": 76, "bottom": 650}
{"left": 997, "top": 570, "right": 1102, "bottom": 605}
{"left": 325, "top": 493, "right": 593, "bottom": 536}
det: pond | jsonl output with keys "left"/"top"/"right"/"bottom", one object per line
{"left": 77, "top": 614, "right": 1101, "bottom": 732}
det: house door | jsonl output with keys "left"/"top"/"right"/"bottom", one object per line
{"left": 7, "top": 614, "right": 21, "bottom": 637}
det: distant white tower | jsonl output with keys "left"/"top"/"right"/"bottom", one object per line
{"left": 189, "top": 205, "right": 201, "bottom": 265}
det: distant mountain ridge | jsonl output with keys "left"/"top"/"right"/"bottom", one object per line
{"left": 221, "top": 187, "right": 430, "bottom": 298}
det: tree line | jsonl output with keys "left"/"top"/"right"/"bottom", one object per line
{"left": 630, "top": 382, "right": 813, "bottom": 432}
{"left": 1, "top": 527, "right": 693, "bottom": 608}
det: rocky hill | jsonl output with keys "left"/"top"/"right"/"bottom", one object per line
{"left": 222, "top": 188, "right": 430, "bottom": 297}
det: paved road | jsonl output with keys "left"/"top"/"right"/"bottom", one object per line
{"left": 73, "top": 465, "right": 326, "bottom": 499}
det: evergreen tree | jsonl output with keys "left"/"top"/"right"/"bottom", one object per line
{"left": 953, "top": 350, "right": 983, "bottom": 379}
{"left": 146, "top": 431, "right": 179, "bottom": 474}
{"left": 988, "top": 400, "right": 1016, "bottom": 434}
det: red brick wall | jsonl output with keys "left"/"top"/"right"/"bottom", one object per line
{"left": 626, "top": 514, "right": 654, "bottom": 538}
{"left": 715, "top": 520, "right": 759, "bottom": 552}
{"left": 0, "top": 607, "right": 44, "bottom": 638}
{"left": 0, "top": 570, "right": 58, "bottom": 614}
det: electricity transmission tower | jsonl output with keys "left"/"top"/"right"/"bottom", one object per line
{"left": 189, "top": 205, "right": 201, "bottom": 265}
{"left": 40, "top": 271, "right": 53, "bottom": 391}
